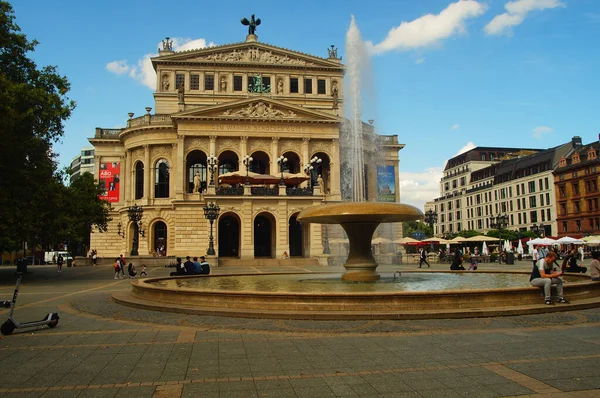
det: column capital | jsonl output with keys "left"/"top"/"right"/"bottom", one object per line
{"left": 210, "top": 135, "right": 217, "bottom": 143}
{"left": 302, "top": 137, "right": 311, "bottom": 143}
{"left": 240, "top": 136, "right": 248, "bottom": 142}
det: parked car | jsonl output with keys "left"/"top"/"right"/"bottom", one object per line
{"left": 44, "top": 251, "right": 73, "bottom": 264}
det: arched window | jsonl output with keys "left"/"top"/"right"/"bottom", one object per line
{"left": 218, "top": 150, "right": 239, "bottom": 175}
{"left": 135, "top": 161, "right": 144, "bottom": 200}
{"left": 154, "top": 159, "right": 170, "bottom": 198}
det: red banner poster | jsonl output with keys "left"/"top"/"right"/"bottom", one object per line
{"left": 98, "top": 162, "right": 120, "bottom": 202}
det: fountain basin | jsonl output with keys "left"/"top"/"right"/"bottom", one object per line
{"left": 115, "top": 272, "right": 600, "bottom": 320}
{"left": 298, "top": 202, "right": 422, "bottom": 282}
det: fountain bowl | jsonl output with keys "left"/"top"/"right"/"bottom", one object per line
{"left": 298, "top": 202, "right": 422, "bottom": 282}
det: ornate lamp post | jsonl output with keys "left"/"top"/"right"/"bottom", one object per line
{"left": 423, "top": 209, "right": 438, "bottom": 250}
{"left": 127, "top": 204, "right": 144, "bottom": 256}
{"left": 303, "top": 163, "right": 313, "bottom": 189}
{"left": 243, "top": 155, "right": 253, "bottom": 186}
{"left": 207, "top": 155, "right": 218, "bottom": 186}
{"left": 203, "top": 202, "right": 220, "bottom": 255}
{"left": 276, "top": 155, "right": 288, "bottom": 186}
{"left": 489, "top": 213, "right": 509, "bottom": 257}
{"left": 531, "top": 223, "right": 545, "bottom": 238}
{"left": 310, "top": 156, "right": 322, "bottom": 186}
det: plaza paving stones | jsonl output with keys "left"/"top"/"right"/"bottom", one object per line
{"left": 0, "top": 262, "right": 599, "bottom": 397}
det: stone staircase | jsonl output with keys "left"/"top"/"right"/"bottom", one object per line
{"left": 217, "top": 258, "right": 320, "bottom": 267}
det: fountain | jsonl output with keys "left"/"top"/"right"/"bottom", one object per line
{"left": 113, "top": 17, "right": 600, "bottom": 320}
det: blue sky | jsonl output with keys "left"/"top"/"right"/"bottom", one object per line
{"left": 11, "top": 0, "right": 600, "bottom": 209}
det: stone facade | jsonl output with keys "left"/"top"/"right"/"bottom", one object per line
{"left": 89, "top": 34, "right": 404, "bottom": 262}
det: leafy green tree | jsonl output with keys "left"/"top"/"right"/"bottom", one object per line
{"left": 402, "top": 221, "right": 432, "bottom": 238}
{"left": 0, "top": 1, "right": 75, "bottom": 253}
{"left": 456, "top": 229, "right": 480, "bottom": 238}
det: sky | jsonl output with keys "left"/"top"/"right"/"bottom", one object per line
{"left": 11, "top": 0, "right": 600, "bottom": 209}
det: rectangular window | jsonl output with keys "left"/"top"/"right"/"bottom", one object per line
{"left": 456, "top": 199, "right": 461, "bottom": 208}
{"left": 518, "top": 213, "right": 522, "bottom": 224}
{"left": 190, "top": 74, "right": 199, "bottom": 90}
{"left": 545, "top": 177, "right": 549, "bottom": 190}
{"left": 521, "top": 183, "right": 525, "bottom": 194}
{"left": 546, "top": 193, "right": 550, "bottom": 204}
{"left": 562, "top": 221, "right": 568, "bottom": 232}
{"left": 510, "top": 214, "right": 514, "bottom": 225}
{"left": 460, "top": 176, "right": 466, "bottom": 186}
{"left": 576, "top": 220, "right": 581, "bottom": 231}
{"left": 262, "top": 76, "right": 271, "bottom": 91}
{"left": 547, "top": 208, "right": 551, "bottom": 220}
{"left": 540, "top": 194, "right": 544, "bottom": 207}
{"left": 531, "top": 211, "right": 538, "bottom": 223}
{"left": 560, "top": 203, "right": 567, "bottom": 216}
{"left": 516, "top": 185, "right": 520, "bottom": 195}
{"left": 575, "top": 201, "right": 581, "bottom": 213}
{"left": 317, "top": 79, "right": 326, "bottom": 94}
{"left": 522, "top": 198, "right": 526, "bottom": 209}
{"left": 290, "top": 78, "right": 299, "bottom": 93}
{"left": 523, "top": 213, "right": 528, "bottom": 224}
{"left": 510, "top": 201, "right": 513, "bottom": 211}
{"left": 204, "top": 74, "right": 214, "bottom": 91}
{"left": 528, "top": 181, "right": 536, "bottom": 193}
{"left": 304, "top": 78, "right": 312, "bottom": 94}
{"left": 573, "top": 183, "right": 579, "bottom": 196}
{"left": 517, "top": 199, "right": 521, "bottom": 210}
{"left": 233, "top": 76, "right": 243, "bottom": 91}
{"left": 542, "top": 210, "right": 546, "bottom": 222}
{"left": 539, "top": 179, "right": 543, "bottom": 191}
{"left": 559, "top": 185, "right": 566, "bottom": 197}
{"left": 176, "top": 73, "right": 185, "bottom": 89}
{"left": 509, "top": 186, "right": 512, "bottom": 197}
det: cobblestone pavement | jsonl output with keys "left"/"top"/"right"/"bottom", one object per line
{"left": 0, "top": 261, "right": 598, "bottom": 397}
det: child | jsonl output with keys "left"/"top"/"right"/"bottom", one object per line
{"left": 140, "top": 264, "right": 148, "bottom": 277}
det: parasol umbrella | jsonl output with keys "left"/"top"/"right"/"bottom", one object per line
{"left": 482, "top": 241, "right": 489, "bottom": 256}
{"left": 555, "top": 236, "right": 585, "bottom": 245}
{"left": 517, "top": 239, "right": 524, "bottom": 254}
{"left": 394, "top": 237, "right": 421, "bottom": 244}
{"left": 218, "top": 171, "right": 279, "bottom": 185}
{"left": 449, "top": 236, "right": 467, "bottom": 244}
{"left": 465, "top": 235, "right": 499, "bottom": 242}
{"left": 281, "top": 172, "right": 310, "bottom": 185}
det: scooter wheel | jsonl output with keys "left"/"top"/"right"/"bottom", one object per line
{"left": 1, "top": 320, "right": 15, "bottom": 335}
{"left": 48, "top": 313, "right": 59, "bottom": 328}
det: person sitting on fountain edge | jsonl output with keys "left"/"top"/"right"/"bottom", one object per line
{"left": 184, "top": 256, "right": 195, "bottom": 274}
{"left": 450, "top": 250, "right": 465, "bottom": 270}
{"left": 199, "top": 256, "right": 210, "bottom": 274}
{"left": 170, "top": 257, "right": 186, "bottom": 276}
{"left": 530, "top": 251, "right": 568, "bottom": 305}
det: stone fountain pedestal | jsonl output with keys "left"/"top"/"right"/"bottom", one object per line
{"left": 297, "top": 202, "right": 423, "bottom": 282}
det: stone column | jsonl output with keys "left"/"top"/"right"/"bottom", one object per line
{"left": 240, "top": 136, "right": 248, "bottom": 171}
{"left": 209, "top": 135, "right": 217, "bottom": 187}
{"left": 176, "top": 136, "right": 185, "bottom": 199}
{"left": 170, "top": 143, "right": 177, "bottom": 199}
{"left": 330, "top": 138, "right": 341, "bottom": 200}
{"left": 143, "top": 145, "right": 150, "bottom": 205}
{"left": 240, "top": 201, "right": 254, "bottom": 259}
{"left": 270, "top": 137, "right": 279, "bottom": 176}
{"left": 302, "top": 137, "right": 310, "bottom": 168}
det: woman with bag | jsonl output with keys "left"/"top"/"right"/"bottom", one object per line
{"left": 113, "top": 258, "right": 122, "bottom": 279}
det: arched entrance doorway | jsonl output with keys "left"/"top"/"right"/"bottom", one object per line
{"left": 218, "top": 214, "right": 240, "bottom": 258}
{"left": 154, "top": 221, "right": 167, "bottom": 256}
{"left": 289, "top": 214, "right": 303, "bottom": 257}
{"left": 254, "top": 213, "right": 275, "bottom": 258}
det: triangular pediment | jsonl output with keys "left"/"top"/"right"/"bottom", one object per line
{"left": 153, "top": 42, "right": 343, "bottom": 69}
{"left": 172, "top": 98, "right": 340, "bottom": 123}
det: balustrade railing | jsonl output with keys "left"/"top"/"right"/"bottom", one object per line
{"left": 286, "top": 187, "right": 313, "bottom": 196}
{"left": 251, "top": 186, "right": 279, "bottom": 196}
{"left": 216, "top": 186, "right": 244, "bottom": 196}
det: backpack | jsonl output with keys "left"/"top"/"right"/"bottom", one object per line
{"left": 114, "top": 261, "right": 120, "bottom": 270}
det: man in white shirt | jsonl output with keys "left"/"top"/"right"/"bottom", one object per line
{"left": 531, "top": 245, "right": 539, "bottom": 267}
{"left": 578, "top": 246, "right": 585, "bottom": 262}
{"left": 530, "top": 252, "right": 568, "bottom": 305}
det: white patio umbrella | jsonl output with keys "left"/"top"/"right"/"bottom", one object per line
{"left": 555, "top": 236, "right": 585, "bottom": 245}
{"left": 517, "top": 239, "right": 524, "bottom": 254}
{"left": 371, "top": 237, "right": 392, "bottom": 244}
{"left": 482, "top": 242, "right": 489, "bottom": 256}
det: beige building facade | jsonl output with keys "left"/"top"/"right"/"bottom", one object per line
{"left": 89, "top": 32, "right": 403, "bottom": 263}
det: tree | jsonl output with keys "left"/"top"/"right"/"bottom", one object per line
{"left": 0, "top": 1, "right": 75, "bottom": 253}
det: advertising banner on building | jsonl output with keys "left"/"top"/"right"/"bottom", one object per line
{"left": 376, "top": 165, "right": 395, "bottom": 202}
{"left": 98, "top": 162, "right": 120, "bottom": 202}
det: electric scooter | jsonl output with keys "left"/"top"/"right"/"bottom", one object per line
{"left": 1, "top": 272, "right": 59, "bottom": 335}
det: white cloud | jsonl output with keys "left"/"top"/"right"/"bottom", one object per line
{"left": 105, "top": 37, "right": 215, "bottom": 89}
{"left": 532, "top": 125, "right": 553, "bottom": 138}
{"left": 451, "top": 124, "right": 459, "bottom": 130}
{"left": 105, "top": 60, "right": 130, "bottom": 75}
{"left": 485, "top": 0, "right": 565, "bottom": 36}
{"left": 368, "top": 1, "right": 486, "bottom": 54}
{"left": 415, "top": 57, "right": 425, "bottom": 64}
{"left": 455, "top": 141, "right": 476, "bottom": 156}
{"left": 399, "top": 167, "right": 444, "bottom": 210}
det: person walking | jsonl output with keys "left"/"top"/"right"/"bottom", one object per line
{"left": 118, "top": 254, "right": 126, "bottom": 277}
{"left": 418, "top": 248, "right": 430, "bottom": 268}
{"left": 140, "top": 264, "right": 148, "bottom": 277}
{"left": 57, "top": 254, "right": 64, "bottom": 273}
{"left": 113, "top": 258, "right": 121, "bottom": 279}
{"left": 92, "top": 250, "right": 97, "bottom": 266}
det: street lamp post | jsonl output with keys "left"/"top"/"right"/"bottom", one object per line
{"left": 303, "top": 163, "right": 313, "bottom": 189}
{"left": 489, "top": 213, "right": 509, "bottom": 261}
{"left": 531, "top": 223, "right": 545, "bottom": 238}
{"left": 243, "top": 155, "right": 253, "bottom": 186}
{"left": 127, "top": 204, "right": 144, "bottom": 256}
{"left": 277, "top": 155, "right": 288, "bottom": 186}
{"left": 207, "top": 155, "right": 218, "bottom": 186}
{"left": 423, "top": 210, "right": 438, "bottom": 251}
{"left": 203, "top": 202, "right": 220, "bottom": 256}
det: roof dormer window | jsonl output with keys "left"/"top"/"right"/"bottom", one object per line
{"left": 559, "top": 157, "right": 567, "bottom": 167}
{"left": 588, "top": 149, "right": 597, "bottom": 159}
{"left": 572, "top": 154, "right": 580, "bottom": 164}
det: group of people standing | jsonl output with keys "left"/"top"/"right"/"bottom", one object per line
{"left": 113, "top": 254, "right": 147, "bottom": 279}
{"left": 170, "top": 256, "right": 211, "bottom": 276}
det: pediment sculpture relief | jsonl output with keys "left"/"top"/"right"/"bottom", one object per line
{"left": 221, "top": 102, "right": 297, "bottom": 118}
{"left": 196, "top": 47, "right": 315, "bottom": 66}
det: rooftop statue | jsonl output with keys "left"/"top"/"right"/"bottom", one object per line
{"left": 241, "top": 14, "right": 261, "bottom": 35}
